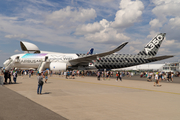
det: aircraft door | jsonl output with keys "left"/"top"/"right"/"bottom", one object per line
{"left": 45, "top": 56, "right": 48, "bottom": 61}
{"left": 15, "top": 56, "right": 20, "bottom": 62}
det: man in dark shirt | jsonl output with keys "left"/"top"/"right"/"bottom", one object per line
{"left": 7, "top": 71, "right": 12, "bottom": 84}
{"left": 4, "top": 70, "right": 8, "bottom": 84}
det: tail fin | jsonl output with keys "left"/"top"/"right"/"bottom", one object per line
{"left": 87, "top": 48, "right": 94, "bottom": 55}
{"left": 137, "top": 33, "right": 166, "bottom": 56}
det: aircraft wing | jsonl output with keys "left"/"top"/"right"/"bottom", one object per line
{"left": 145, "top": 55, "right": 174, "bottom": 61}
{"left": 69, "top": 42, "right": 128, "bottom": 65}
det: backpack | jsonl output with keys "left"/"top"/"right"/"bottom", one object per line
{"left": 116, "top": 73, "right": 118, "bottom": 77}
{"left": 39, "top": 81, "right": 44, "bottom": 85}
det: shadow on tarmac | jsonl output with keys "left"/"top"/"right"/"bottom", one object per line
{"left": 0, "top": 86, "right": 68, "bottom": 120}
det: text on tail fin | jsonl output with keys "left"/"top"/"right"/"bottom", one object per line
{"left": 138, "top": 33, "right": 166, "bottom": 56}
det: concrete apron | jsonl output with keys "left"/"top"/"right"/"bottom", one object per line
{"left": 4, "top": 75, "right": 180, "bottom": 120}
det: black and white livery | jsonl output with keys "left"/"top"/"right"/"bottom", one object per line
{"left": 3, "top": 33, "right": 173, "bottom": 71}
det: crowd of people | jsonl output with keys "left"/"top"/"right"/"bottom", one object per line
{"left": 140, "top": 71, "right": 179, "bottom": 86}
{"left": 141, "top": 71, "right": 175, "bottom": 82}
{"left": 2, "top": 69, "right": 18, "bottom": 84}
{"left": 1, "top": 68, "right": 180, "bottom": 94}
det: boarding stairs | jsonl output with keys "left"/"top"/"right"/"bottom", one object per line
{"left": 4, "top": 59, "right": 13, "bottom": 70}
{"left": 4, "top": 57, "right": 20, "bottom": 70}
{"left": 37, "top": 61, "right": 47, "bottom": 73}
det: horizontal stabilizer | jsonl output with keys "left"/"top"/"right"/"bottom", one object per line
{"left": 145, "top": 55, "right": 174, "bottom": 61}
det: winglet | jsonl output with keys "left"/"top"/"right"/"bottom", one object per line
{"left": 95, "top": 41, "right": 128, "bottom": 58}
{"left": 69, "top": 42, "right": 128, "bottom": 64}
{"left": 110, "top": 42, "right": 128, "bottom": 53}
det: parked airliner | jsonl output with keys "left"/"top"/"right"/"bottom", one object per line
{"left": 3, "top": 33, "right": 173, "bottom": 72}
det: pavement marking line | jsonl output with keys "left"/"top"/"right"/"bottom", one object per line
{"left": 52, "top": 77, "right": 180, "bottom": 95}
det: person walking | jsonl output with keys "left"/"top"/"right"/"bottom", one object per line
{"left": 44, "top": 70, "right": 48, "bottom": 83}
{"left": 28, "top": 70, "right": 31, "bottom": 78}
{"left": 97, "top": 71, "right": 100, "bottom": 80}
{"left": 171, "top": 72, "right": 174, "bottom": 82}
{"left": 167, "top": 72, "right": 171, "bottom": 82}
{"left": 154, "top": 73, "right": 161, "bottom": 86}
{"left": 116, "top": 72, "right": 122, "bottom": 81}
{"left": 8, "top": 71, "right": 12, "bottom": 84}
{"left": 13, "top": 71, "right": 17, "bottom": 83}
{"left": 116, "top": 72, "right": 119, "bottom": 81}
{"left": 37, "top": 73, "right": 44, "bottom": 95}
{"left": 4, "top": 70, "right": 8, "bottom": 84}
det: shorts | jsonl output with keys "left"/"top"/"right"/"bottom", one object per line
{"left": 45, "top": 76, "right": 48, "bottom": 79}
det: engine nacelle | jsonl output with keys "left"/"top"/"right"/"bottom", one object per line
{"left": 49, "top": 62, "right": 67, "bottom": 71}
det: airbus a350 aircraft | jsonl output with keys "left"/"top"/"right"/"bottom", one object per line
{"left": 3, "top": 33, "right": 173, "bottom": 72}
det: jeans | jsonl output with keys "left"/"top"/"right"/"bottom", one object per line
{"left": 37, "top": 84, "right": 43, "bottom": 94}
{"left": 13, "top": 77, "right": 16, "bottom": 83}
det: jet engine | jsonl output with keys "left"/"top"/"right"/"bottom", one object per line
{"left": 49, "top": 62, "right": 67, "bottom": 71}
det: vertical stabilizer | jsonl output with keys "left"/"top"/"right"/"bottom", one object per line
{"left": 87, "top": 48, "right": 94, "bottom": 55}
{"left": 137, "top": 33, "right": 166, "bottom": 56}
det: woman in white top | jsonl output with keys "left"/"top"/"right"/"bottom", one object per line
{"left": 154, "top": 73, "right": 161, "bottom": 86}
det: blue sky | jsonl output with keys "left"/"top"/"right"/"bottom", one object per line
{"left": 0, "top": 0, "right": 180, "bottom": 66}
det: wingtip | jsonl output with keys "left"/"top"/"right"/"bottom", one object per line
{"left": 123, "top": 41, "right": 128, "bottom": 44}
{"left": 116, "top": 42, "right": 128, "bottom": 50}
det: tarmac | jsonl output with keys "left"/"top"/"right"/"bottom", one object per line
{"left": 1, "top": 74, "right": 180, "bottom": 120}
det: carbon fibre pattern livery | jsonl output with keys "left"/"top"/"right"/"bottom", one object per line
{"left": 94, "top": 54, "right": 154, "bottom": 69}
{"left": 77, "top": 33, "right": 170, "bottom": 70}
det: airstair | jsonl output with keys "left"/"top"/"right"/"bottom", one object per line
{"left": 4, "top": 59, "right": 13, "bottom": 70}
{"left": 4, "top": 56, "right": 20, "bottom": 70}
{"left": 37, "top": 61, "right": 47, "bottom": 73}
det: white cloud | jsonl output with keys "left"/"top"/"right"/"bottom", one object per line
{"left": 168, "top": 17, "right": 180, "bottom": 28}
{"left": 152, "top": 0, "right": 180, "bottom": 6}
{"left": 147, "top": 31, "right": 158, "bottom": 39}
{"left": 111, "top": 0, "right": 144, "bottom": 28}
{"left": 149, "top": 19, "right": 162, "bottom": 29}
{"left": 75, "top": 19, "right": 111, "bottom": 35}
{"left": 0, "top": 0, "right": 180, "bottom": 65}
{"left": 129, "top": 46, "right": 140, "bottom": 53}
{"left": 84, "top": 28, "right": 130, "bottom": 44}
{"left": 75, "top": 22, "right": 103, "bottom": 35}
{"left": 75, "top": 0, "right": 144, "bottom": 44}
{"left": 162, "top": 39, "right": 175, "bottom": 46}
{"left": 45, "top": 6, "right": 97, "bottom": 26}
{"left": 5, "top": 34, "right": 28, "bottom": 39}
{"left": 100, "top": 19, "right": 111, "bottom": 28}
{"left": 25, "top": 19, "right": 43, "bottom": 24}
{"left": 28, "top": 0, "right": 55, "bottom": 7}
{"left": 149, "top": 0, "right": 180, "bottom": 42}
{"left": 14, "top": 50, "right": 20, "bottom": 53}
{"left": 92, "top": 0, "right": 115, "bottom": 2}
{"left": 152, "top": 0, "right": 180, "bottom": 20}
